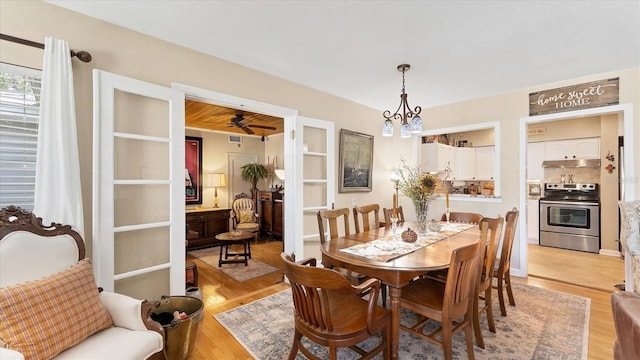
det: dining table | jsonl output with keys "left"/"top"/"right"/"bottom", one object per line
{"left": 320, "top": 220, "right": 481, "bottom": 360}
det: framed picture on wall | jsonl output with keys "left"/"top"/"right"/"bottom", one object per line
{"left": 339, "top": 129, "right": 374, "bottom": 192}
{"left": 185, "top": 136, "right": 203, "bottom": 204}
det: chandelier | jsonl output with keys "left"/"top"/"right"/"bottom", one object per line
{"left": 381, "top": 64, "right": 423, "bottom": 138}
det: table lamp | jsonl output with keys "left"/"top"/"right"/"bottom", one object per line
{"left": 206, "top": 173, "right": 226, "bottom": 208}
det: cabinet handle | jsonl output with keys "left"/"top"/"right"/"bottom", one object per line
{"left": 564, "top": 155, "right": 568, "bottom": 159}
{"left": 572, "top": 155, "right": 576, "bottom": 159}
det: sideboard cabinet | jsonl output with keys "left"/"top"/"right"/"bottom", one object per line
{"left": 259, "top": 190, "right": 284, "bottom": 240}
{"left": 186, "top": 208, "right": 230, "bottom": 250}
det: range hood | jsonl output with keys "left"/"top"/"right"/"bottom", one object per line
{"left": 541, "top": 159, "right": 601, "bottom": 168}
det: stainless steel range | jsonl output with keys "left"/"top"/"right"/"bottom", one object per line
{"left": 539, "top": 183, "right": 600, "bottom": 253}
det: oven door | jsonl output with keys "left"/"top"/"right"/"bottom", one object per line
{"left": 539, "top": 200, "right": 599, "bottom": 237}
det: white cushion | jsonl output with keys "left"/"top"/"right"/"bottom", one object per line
{"left": 99, "top": 291, "right": 149, "bottom": 331}
{"left": 53, "top": 327, "right": 163, "bottom": 360}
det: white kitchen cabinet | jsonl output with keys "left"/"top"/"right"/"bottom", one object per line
{"left": 527, "top": 199, "right": 539, "bottom": 244}
{"left": 527, "top": 142, "right": 545, "bottom": 180}
{"left": 544, "top": 137, "right": 600, "bottom": 160}
{"left": 453, "top": 147, "right": 475, "bottom": 180}
{"left": 422, "top": 142, "right": 453, "bottom": 173}
{"left": 474, "top": 146, "right": 494, "bottom": 180}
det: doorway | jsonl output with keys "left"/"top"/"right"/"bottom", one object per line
{"left": 519, "top": 103, "right": 635, "bottom": 291}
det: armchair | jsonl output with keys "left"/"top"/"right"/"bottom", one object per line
{"left": 231, "top": 193, "right": 260, "bottom": 245}
{"left": 0, "top": 206, "right": 165, "bottom": 360}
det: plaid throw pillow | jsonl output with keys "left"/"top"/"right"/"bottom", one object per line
{"left": 0, "top": 258, "right": 113, "bottom": 360}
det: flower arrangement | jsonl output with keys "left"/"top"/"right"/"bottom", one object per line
{"left": 397, "top": 159, "right": 442, "bottom": 202}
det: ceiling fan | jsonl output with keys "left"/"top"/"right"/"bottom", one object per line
{"left": 228, "top": 113, "right": 277, "bottom": 135}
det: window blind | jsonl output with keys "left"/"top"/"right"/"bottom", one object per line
{"left": 0, "top": 63, "right": 42, "bottom": 210}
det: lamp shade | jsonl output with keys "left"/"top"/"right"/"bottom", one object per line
{"left": 205, "top": 173, "right": 226, "bottom": 187}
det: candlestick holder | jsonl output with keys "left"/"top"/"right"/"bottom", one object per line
{"left": 445, "top": 207, "right": 450, "bottom": 223}
{"left": 390, "top": 217, "right": 399, "bottom": 238}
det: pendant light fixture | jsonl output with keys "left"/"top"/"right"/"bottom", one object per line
{"left": 382, "top": 64, "right": 422, "bottom": 138}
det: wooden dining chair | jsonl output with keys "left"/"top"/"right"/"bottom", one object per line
{"left": 382, "top": 206, "right": 405, "bottom": 225}
{"left": 440, "top": 212, "right": 483, "bottom": 224}
{"left": 493, "top": 207, "right": 519, "bottom": 316}
{"left": 317, "top": 208, "right": 387, "bottom": 307}
{"left": 399, "top": 241, "right": 483, "bottom": 360}
{"left": 473, "top": 215, "right": 504, "bottom": 349}
{"left": 353, "top": 204, "right": 381, "bottom": 233}
{"left": 281, "top": 253, "right": 391, "bottom": 360}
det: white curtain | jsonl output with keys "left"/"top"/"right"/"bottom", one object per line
{"left": 33, "top": 37, "right": 84, "bottom": 238}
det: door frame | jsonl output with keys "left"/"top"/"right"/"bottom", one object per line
{"left": 518, "top": 103, "right": 635, "bottom": 290}
{"left": 172, "top": 83, "right": 299, "bottom": 254}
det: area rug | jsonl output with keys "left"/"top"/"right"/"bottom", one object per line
{"left": 214, "top": 282, "right": 589, "bottom": 359}
{"left": 188, "top": 247, "right": 280, "bottom": 282}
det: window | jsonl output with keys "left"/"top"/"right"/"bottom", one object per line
{"left": 0, "top": 63, "right": 42, "bottom": 210}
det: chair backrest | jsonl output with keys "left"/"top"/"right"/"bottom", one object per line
{"left": 497, "top": 207, "right": 519, "bottom": 274}
{"left": 478, "top": 215, "right": 504, "bottom": 291}
{"left": 443, "top": 240, "right": 483, "bottom": 320}
{"left": 232, "top": 196, "right": 257, "bottom": 223}
{"left": 441, "top": 212, "right": 483, "bottom": 224}
{"left": 317, "top": 208, "right": 350, "bottom": 244}
{"left": 382, "top": 206, "right": 405, "bottom": 225}
{"left": 281, "top": 253, "right": 366, "bottom": 332}
{"left": 0, "top": 206, "right": 84, "bottom": 287}
{"left": 353, "top": 204, "right": 381, "bottom": 233}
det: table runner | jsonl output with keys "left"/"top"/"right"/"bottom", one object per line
{"left": 340, "top": 222, "right": 475, "bottom": 262}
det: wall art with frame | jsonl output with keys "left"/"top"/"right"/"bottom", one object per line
{"left": 339, "top": 129, "right": 374, "bottom": 192}
{"left": 185, "top": 136, "right": 203, "bottom": 204}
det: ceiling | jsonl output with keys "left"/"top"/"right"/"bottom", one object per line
{"left": 47, "top": 1, "right": 640, "bottom": 134}
{"left": 185, "top": 100, "right": 284, "bottom": 136}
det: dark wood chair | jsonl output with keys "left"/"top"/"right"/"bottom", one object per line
{"left": 399, "top": 240, "right": 483, "bottom": 360}
{"left": 493, "top": 207, "right": 519, "bottom": 316}
{"left": 473, "top": 215, "right": 504, "bottom": 349}
{"left": 317, "top": 208, "right": 387, "bottom": 307}
{"left": 281, "top": 253, "right": 391, "bottom": 360}
{"left": 441, "top": 211, "right": 483, "bottom": 224}
{"left": 353, "top": 204, "right": 381, "bottom": 233}
{"left": 382, "top": 206, "right": 405, "bottom": 225}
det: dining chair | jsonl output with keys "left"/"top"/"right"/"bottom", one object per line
{"left": 281, "top": 253, "right": 391, "bottom": 360}
{"left": 440, "top": 211, "right": 483, "bottom": 224}
{"left": 353, "top": 204, "right": 381, "bottom": 233}
{"left": 493, "top": 207, "right": 519, "bottom": 316}
{"left": 399, "top": 240, "right": 483, "bottom": 360}
{"left": 473, "top": 215, "right": 504, "bottom": 349}
{"left": 317, "top": 208, "right": 387, "bottom": 307}
{"left": 382, "top": 206, "right": 405, "bottom": 225}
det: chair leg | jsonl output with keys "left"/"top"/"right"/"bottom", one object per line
{"left": 485, "top": 288, "right": 496, "bottom": 333}
{"left": 442, "top": 321, "right": 454, "bottom": 360}
{"left": 382, "top": 285, "right": 387, "bottom": 308}
{"left": 287, "top": 330, "right": 301, "bottom": 360}
{"left": 464, "top": 314, "right": 476, "bottom": 360}
{"left": 497, "top": 273, "right": 508, "bottom": 316}
{"left": 505, "top": 270, "right": 516, "bottom": 307}
{"left": 472, "top": 294, "right": 485, "bottom": 349}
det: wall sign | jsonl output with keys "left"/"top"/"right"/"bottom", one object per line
{"left": 529, "top": 77, "right": 619, "bottom": 116}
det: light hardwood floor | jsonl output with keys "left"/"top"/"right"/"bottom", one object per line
{"left": 186, "top": 240, "right": 617, "bottom": 360}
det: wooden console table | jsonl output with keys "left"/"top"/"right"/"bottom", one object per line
{"left": 186, "top": 208, "right": 230, "bottom": 250}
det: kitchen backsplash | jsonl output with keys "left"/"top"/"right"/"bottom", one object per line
{"left": 544, "top": 167, "right": 600, "bottom": 184}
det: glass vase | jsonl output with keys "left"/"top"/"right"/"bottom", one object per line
{"left": 413, "top": 199, "right": 430, "bottom": 235}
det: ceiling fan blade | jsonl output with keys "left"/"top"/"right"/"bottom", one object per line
{"left": 241, "top": 125, "right": 254, "bottom": 134}
{"left": 247, "top": 124, "right": 277, "bottom": 131}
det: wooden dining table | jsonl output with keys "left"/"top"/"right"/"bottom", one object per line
{"left": 320, "top": 221, "right": 480, "bottom": 360}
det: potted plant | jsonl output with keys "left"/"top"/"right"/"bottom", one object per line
{"left": 241, "top": 163, "right": 269, "bottom": 199}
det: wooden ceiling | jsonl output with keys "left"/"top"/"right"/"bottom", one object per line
{"left": 185, "top": 99, "right": 284, "bottom": 137}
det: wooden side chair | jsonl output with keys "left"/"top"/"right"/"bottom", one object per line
{"left": 281, "top": 253, "right": 391, "bottom": 360}
{"left": 382, "top": 206, "right": 405, "bottom": 225}
{"left": 399, "top": 240, "right": 483, "bottom": 360}
{"left": 494, "top": 207, "right": 519, "bottom": 316}
{"left": 317, "top": 208, "right": 387, "bottom": 307}
{"left": 353, "top": 204, "right": 381, "bottom": 233}
{"left": 441, "top": 211, "right": 483, "bottom": 224}
{"left": 473, "top": 215, "right": 504, "bottom": 349}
